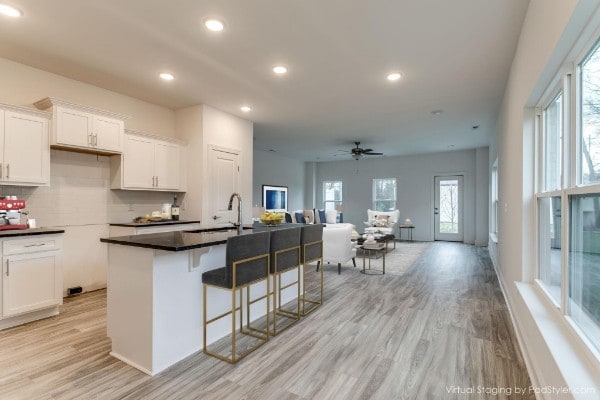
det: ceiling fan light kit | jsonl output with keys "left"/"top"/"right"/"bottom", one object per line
{"left": 340, "top": 141, "right": 384, "bottom": 160}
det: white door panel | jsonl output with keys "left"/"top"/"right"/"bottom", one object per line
{"left": 208, "top": 147, "right": 239, "bottom": 226}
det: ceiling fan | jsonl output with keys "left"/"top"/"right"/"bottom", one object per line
{"left": 337, "top": 141, "right": 384, "bottom": 160}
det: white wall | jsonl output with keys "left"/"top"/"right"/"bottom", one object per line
{"left": 475, "top": 147, "right": 489, "bottom": 246}
{"left": 253, "top": 150, "right": 305, "bottom": 211}
{"left": 0, "top": 57, "right": 176, "bottom": 138}
{"left": 315, "top": 149, "right": 488, "bottom": 244}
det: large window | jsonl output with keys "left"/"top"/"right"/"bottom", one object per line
{"left": 373, "top": 178, "right": 396, "bottom": 211}
{"left": 570, "top": 194, "right": 600, "bottom": 348}
{"left": 538, "top": 196, "right": 562, "bottom": 304}
{"left": 580, "top": 41, "right": 600, "bottom": 184}
{"left": 323, "top": 181, "right": 342, "bottom": 211}
{"left": 544, "top": 92, "right": 563, "bottom": 191}
{"left": 491, "top": 159, "right": 499, "bottom": 236}
{"left": 535, "top": 37, "right": 600, "bottom": 353}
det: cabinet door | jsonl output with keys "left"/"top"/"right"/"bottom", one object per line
{"left": 93, "top": 115, "right": 123, "bottom": 152}
{"left": 55, "top": 106, "right": 93, "bottom": 148}
{"left": 0, "top": 111, "right": 4, "bottom": 175}
{"left": 123, "top": 135, "right": 155, "bottom": 189}
{"left": 3, "top": 111, "right": 49, "bottom": 185}
{"left": 3, "top": 252, "right": 61, "bottom": 317}
{"left": 154, "top": 141, "right": 181, "bottom": 190}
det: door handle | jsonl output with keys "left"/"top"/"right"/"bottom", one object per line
{"left": 88, "top": 134, "right": 93, "bottom": 147}
{"left": 156, "top": 176, "right": 158, "bottom": 187}
{"left": 0, "top": 163, "right": 2, "bottom": 180}
{"left": 6, "top": 259, "right": 9, "bottom": 276}
{"left": 213, "top": 215, "right": 221, "bottom": 220}
{"left": 6, "top": 164, "right": 9, "bottom": 180}
{"left": 94, "top": 134, "right": 98, "bottom": 146}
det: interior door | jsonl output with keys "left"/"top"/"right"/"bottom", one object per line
{"left": 434, "top": 175, "right": 464, "bottom": 242}
{"left": 208, "top": 146, "right": 239, "bottom": 226}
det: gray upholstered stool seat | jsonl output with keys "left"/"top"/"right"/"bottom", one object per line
{"left": 202, "top": 231, "right": 271, "bottom": 364}
{"left": 300, "top": 224, "right": 324, "bottom": 315}
{"left": 268, "top": 225, "right": 302, "bottom": 335}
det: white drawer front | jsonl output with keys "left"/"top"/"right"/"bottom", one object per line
{"left": 3, "top": 236, "right": 63, "bottom": 255}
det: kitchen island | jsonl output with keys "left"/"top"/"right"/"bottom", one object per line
{"left": 100, "top": 225, "right": 301, "bottom": 375}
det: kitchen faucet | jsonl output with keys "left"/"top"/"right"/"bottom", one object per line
{"left": 227, "top": 193, "right": 242, "bottom": 233}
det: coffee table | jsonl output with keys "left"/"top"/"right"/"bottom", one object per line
{"left": 359, "top": 243, "right": 386, "bottom": 275}
{"left": 355, "top": 233, "right": 396, "bottom": 252}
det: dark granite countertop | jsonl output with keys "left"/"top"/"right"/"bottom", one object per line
{"left": 0, "top": 228, "right": 65, "bottom": 238}
{"left": 109, "top": 220, "right": 201, "bottom": 227}
{"left": 100, "top": 224, "right": 302, "bottom": 251}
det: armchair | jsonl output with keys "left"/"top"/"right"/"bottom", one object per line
{"left": 321, "top": 224, "right": 356, "bottom": 274}
{"left": 364, "top": 209, "right": 399, "bottom": 236}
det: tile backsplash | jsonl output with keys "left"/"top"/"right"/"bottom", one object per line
{"left": 1, "top": 150, "right": 185, "bottom": 227}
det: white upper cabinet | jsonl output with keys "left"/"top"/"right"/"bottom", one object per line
{"left": 0, "top": 104, "right": 50, "bottom": 186}
{"left": 34, "top": 97, "right": 126, "bottom": 154}
{"left": 111, "top": 130, "right": 185, "bottom": 192}
{"left": 154, "top": 141, "right": 181, "bottom": 190}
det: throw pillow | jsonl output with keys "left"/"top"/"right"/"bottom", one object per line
{"left": 318, "top": 209, "right": 326, "bottom": 224}
{"left": 374, "top": 215, "right": 390, "bottom": 227}
{"left": 295, "top": 212, "right": 306, "bottom": 224}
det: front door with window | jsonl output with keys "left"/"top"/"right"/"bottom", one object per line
{"left": 434, "top": 176, "right": 464, "bottom": 242}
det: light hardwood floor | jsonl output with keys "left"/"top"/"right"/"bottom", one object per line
{"left": 0, "top": 242, "right": 534, "bottom": 400}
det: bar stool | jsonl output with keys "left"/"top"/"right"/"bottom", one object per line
{"left": 202, "top": 231, "right": 270, "bottom": 363}
{"left": 268, "top": 226, "right": 302, "bottom": 335}
{"left": 300, "top": 224, "right": 324, "bottom": 315}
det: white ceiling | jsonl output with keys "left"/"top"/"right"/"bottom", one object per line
{"left": 0, "top": 0, "right": 530, "bottom": 161}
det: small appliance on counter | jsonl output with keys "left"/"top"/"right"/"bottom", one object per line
{"left": 0, "top": 198, "right": 29, "bottom": 230}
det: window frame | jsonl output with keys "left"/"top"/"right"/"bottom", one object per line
{"left": 533, "top": 29, "right": 600, "bottom": 358}
{"left": 322, "top": 180, "right": 343, "bottom": 211}
{"left": 372, "top": 178, "right": 397, "bottom": 212}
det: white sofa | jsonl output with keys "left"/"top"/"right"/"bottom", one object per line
{"left": 364, "top": 209, "right": 400, "bottom": 236}
{"left": 321, "top": 224, "right": 356, "bottom": 274}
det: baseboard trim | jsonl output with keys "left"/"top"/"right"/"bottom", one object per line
{"left": 489, "top": 256, "right": 543, "bottom": 399}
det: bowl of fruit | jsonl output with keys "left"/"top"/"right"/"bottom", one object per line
{"left": 260, "top": 212, "right": 284, "bottom": 226}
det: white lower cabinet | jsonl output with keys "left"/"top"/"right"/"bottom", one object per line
{"left": 0, "top": 234, "right": 63, "bottom": 328}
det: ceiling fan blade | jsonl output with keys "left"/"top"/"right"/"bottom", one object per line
{"left": 364, "top": 151, "right": 383, "bottom": 156}
{"left": 362, "top": 148, "right": 374, "bottom": 153}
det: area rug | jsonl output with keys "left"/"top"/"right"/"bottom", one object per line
{"left": 353, "top": 241, "right": 431, "bottom": 276}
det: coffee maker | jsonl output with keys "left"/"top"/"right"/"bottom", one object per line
{"left": 0, "top": 198, "right": 28, "bottom": 230}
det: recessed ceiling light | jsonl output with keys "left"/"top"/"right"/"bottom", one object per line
{"left": 240, "top": 106, "right": 252, "bottom": 113}
{"left": 386, "top": 72, "right": 401, "bottom": 81}
{"left": 431, "top": 110, "right": 443, "bottom": 115}
{"left": 204, "top": 19, "right": 224, "bottom": 32}
{"left": 0, "top": 4, "right": 22, "bottom": 17}
{"left": 273, "top": 65, "right": 288, "bottom": 75}
{"left": 159, "top": 73, "right": 175, "bottom": 81}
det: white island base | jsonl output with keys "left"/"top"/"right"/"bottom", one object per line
{"left": 106, "top": 243, "right": 298, "bottom": 375}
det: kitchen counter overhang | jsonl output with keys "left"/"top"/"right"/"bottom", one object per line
{"left": 100, "top": 224, "right": 298, "bottom": 251}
